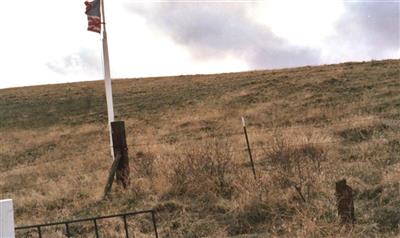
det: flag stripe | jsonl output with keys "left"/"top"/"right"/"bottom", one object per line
{"left": 85, "top": 0, "right": 101, "bottom": 34}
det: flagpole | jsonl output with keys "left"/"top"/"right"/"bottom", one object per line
{"left": 100, "top": 0, "right": 115, "bottom": 159}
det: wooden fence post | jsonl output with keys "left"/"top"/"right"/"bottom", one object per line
{"left": 111, "top": 121, "right": 130, "bottom": 189}
{"left": 0, "top": 199, "right": 15, "bottom": 238}
{"left": 335, "top": 179, "right": 355, "bottom": 225}
{"left": 242, "top": 117, "right": 256, "bottom": 180}
{"left": 104, "top": 150, "right": 122, "bottom": 197}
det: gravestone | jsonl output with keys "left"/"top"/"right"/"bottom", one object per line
{"left": 0, "top": 199, "right": 15, "bottom": 238}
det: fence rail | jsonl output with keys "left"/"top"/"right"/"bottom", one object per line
{"left": 15, "top": 210, "right": 159, "bottom": 238}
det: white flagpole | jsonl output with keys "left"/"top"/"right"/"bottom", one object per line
{"left": 100, "top": 0, "right": 115, "bottom": 159}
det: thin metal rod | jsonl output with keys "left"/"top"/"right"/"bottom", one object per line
{"left": 93, "top": 219, "right": 100, "bottom": 238}
{"left": 65, "top": 223, "right": 70, "bottom": 238}
{"left": 37, "top": 226, "right": 42, "bottom": 238}
{"left": 151, "top": 211, "right": 159, "bottom": 238}
{"left": 242, "top": 117, "right": 256, "bottom": 179}
{"left": 123, "top": 215, "right": 129, "bottom": 238}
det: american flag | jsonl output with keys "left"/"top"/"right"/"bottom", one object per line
{"left": 85, "top": 0, "right": 101, "bottom": 33}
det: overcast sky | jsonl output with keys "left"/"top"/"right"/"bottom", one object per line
{"left": 0, "top": 0, "right": 398, "bottom": 89}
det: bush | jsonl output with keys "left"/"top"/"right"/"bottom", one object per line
{"left": 132, "top": 151, "right": 157, "bottom": 178}
{"left": 168, "top": 140, "right": 237, "bottom": 199}
{"left": 265, "top": 134, "right": 327, "bottom": 201}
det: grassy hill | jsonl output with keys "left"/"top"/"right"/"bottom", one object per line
{"left": 1, "top": 59, "right": 399, "bottom": 237}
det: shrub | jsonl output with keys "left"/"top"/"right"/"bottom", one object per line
{"left": 132, "top": 151, "right": 157, "bottom": 178}
{"left": 265, "top": 134, "right": 327, "bottom": 201}
{"left": 168, "top": 140, "right": 237, "bottom": 199}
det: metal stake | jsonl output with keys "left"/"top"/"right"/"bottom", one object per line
{"left": 242, "top": 117, "right": 256, "bottom": 179}
{"left": 123, "top": 215, "right": 129, "bottom": 237}
{"left": 151, "top": 211, "right": 159, "bottom": 238}
{"left": 93, "top": 219, "right": 100, "bottom": 238}
{"left": 37, "top": 226, "right": 42, "bottom": 238}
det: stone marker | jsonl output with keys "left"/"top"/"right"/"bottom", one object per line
{"left": 0, "top": 199, "right": 15, "bottom": 238}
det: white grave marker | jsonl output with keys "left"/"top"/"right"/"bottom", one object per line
{"left": 0, "top": 199, "right": 15, "bottom": 238}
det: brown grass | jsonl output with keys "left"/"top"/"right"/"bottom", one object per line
{"left": 1, "top": 59, "right": 400, "bottom": 237}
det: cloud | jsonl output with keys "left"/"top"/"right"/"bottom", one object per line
{"left": 46, "top": 48, "right": 101, "bottom": 75}
{"left": 128, "top": 3, "right": 320, "bottom": 69}
{"left": 331, "top": 1, "right": 399, "bottom": 59}
{"left": 46, "top": 1, "right": 399, "bottom": 85}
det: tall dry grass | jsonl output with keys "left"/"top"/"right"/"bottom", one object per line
{"left": 1, "top": 59, "right": 399, "bottom": 237}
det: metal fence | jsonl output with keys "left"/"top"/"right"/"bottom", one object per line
{"left": 15, "top": 210, "right": 159, "bottom": 238}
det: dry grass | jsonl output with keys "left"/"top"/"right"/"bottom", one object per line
{"left": 1, "top": 59, "right": 400, "bottom": 237}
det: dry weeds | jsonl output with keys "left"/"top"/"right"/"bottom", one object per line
{"left": 1, "top": 59, "right": 399, "bottom": 237}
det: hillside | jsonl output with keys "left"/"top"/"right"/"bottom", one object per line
{"left": 1, "top": 59, "right": 399, "bottom": 237}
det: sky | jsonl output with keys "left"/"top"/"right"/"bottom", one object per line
{"left": 0, "top": 0, "right": 398, "bottom": 89}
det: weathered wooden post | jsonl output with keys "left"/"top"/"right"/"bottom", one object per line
{"left": 111, "top": 121, "right": 130, "bottom": 188}
{"left": 104, "top": 150, "right": 122, "bottom": 197}
{"left": 335, "top": 179, "right": 355, "bottom": 225}
{"left": 104, "top": 121, "right": 130, "bottom": 197}
{"left": 0, "top": 199, "right": 15, "bottom": 238}
{"left": 242, "top": 117, "right": 256, "bottom": 179}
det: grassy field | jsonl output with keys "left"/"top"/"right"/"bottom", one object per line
{"left": 0, "top": 59, "right": 399, "bottom": 237}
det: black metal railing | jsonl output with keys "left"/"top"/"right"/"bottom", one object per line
{"left": 15, "top": 210, "right": 159, "bottom": 238}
